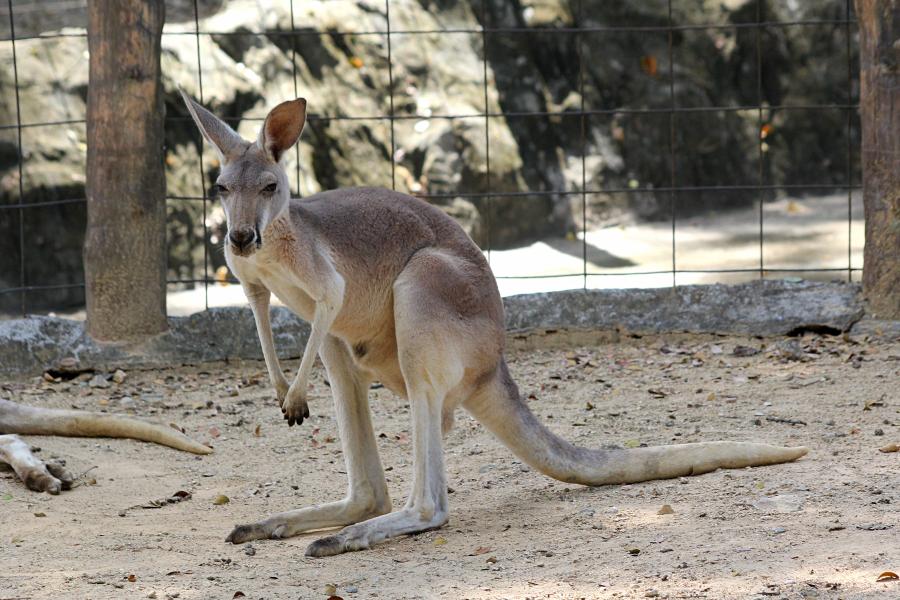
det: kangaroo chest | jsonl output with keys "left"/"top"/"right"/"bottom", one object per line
{"left": 261, "top": 270, "right": 317, "bottom": 322}
{"left": 229, "top": 252, "right": 317, "bottom": 322}
{"left": 231, "top": 249, "right": 404, "bottom": 391}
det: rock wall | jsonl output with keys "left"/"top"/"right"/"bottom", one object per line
{"left": 0, "top": 0, "right": 859, "bottom": 313}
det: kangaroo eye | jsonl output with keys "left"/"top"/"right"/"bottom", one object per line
{"left": 263, "top": 183, "right": 277, "bottom": 193}
{"left": 210, "top": 184, "right": 228, "bottom": 197}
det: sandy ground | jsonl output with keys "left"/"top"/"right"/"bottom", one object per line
{"left": 1, "top": 329, "right": 898, "bottom": 600}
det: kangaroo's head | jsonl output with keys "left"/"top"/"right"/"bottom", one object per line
{"left": 181, "top": 91, "right": 307, "bottom": 258}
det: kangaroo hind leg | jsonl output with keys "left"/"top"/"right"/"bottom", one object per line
{"left": 305, "top": 252, "right": 473, "bottom": 556}
{"left": 305, "top": 345, "right": 460, "bottom": 556}
{"left": 226, "top": 335, "right": 391, "bottom": 543}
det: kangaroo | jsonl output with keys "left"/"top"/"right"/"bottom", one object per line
{"left": 0, "top": 398, "right": 211, "bottom": 493}
{"left": 181, "top": 91, "right": 808, "bottom": 557}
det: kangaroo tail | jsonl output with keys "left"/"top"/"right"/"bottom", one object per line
{"left": 463, "top": 360, "right": 806, "bottom": 485}
{"left": 0, "top": 398, "right": 212, "bottom": 455}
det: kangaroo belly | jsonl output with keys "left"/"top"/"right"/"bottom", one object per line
{"left": 347, "top": 328, "right": 406, "bottom": 397}
{"left": 244, "top": 253, "right": 406, "bottom": 394}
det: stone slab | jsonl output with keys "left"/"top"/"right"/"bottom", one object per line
{"left": 504, "top": 280, "right": 865, "bottom": 336}
{"left": 0, "top": 280, "right": 867, "bottom": 377}
{"left": 849, "top": 319, "right": 900, "bottom": 342}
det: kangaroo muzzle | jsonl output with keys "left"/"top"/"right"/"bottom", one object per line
{"left": 229, "top": 227, "right": 259, "bottom": 255}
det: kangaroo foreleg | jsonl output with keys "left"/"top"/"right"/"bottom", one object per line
{"left": 280, "top": 273, "right": 345, "bottom": 426}
{"left": 244, "top": 283, "right": 290, "bottom": 405}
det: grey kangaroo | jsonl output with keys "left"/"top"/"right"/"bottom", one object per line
{"left": 0, "top": 398, "right": 210, "bottom": 493}
{"left": 182, "top": 91, "right": 808, "bottom": 557}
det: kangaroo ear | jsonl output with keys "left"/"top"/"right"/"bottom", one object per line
{"left": 179, "top": 88, "right": 245, "bottom": 163}
{"left": 258, "top": 98, "right": 307, "bottom": 163}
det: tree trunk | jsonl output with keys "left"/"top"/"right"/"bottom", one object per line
{"left": 856, "top": 0, "right": 900, "bottom": 318}
{"left": 84, "top": 0, "right": 168, "bottom": 340}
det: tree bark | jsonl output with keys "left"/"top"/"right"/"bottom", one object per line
{"left": 85, "top": 0, "right": 168, "bottom": 339}
{"left": 856, "top": 0, "right": 900, "bottom": 318}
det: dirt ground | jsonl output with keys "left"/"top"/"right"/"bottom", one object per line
{"left": 1, "top": 329, "right": 898, "bottom": 600}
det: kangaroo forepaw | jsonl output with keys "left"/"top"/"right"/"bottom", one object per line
{"left": 281, "top": 394, "right": 310, "bottom": 427}
{"left": 274, "top": 379, "right": 289, "bottom": 407}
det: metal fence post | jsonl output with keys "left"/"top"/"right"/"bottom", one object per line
{"left": 856, "top": 0, "right": 900, "bottom": 318}
{"left": 84, "top": 0, "right": 168, "bottom": 339}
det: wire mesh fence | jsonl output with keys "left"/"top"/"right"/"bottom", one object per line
{"left": 0, "top": 0, "right": 861, "bottom": 318}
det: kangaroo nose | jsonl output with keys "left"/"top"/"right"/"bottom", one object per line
{"left": 229, "top": 228, "right": 256, "bottom": 250}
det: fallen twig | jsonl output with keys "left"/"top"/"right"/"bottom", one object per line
{"left": 765, "top": 416, "right": 807, "bottom": 426}
{"left": 67, "top": 465, "right": 99, "bottom": 490}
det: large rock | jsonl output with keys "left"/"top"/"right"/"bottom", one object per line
{"left": 504, "top": 280, "right": 865, "bottom": 336}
